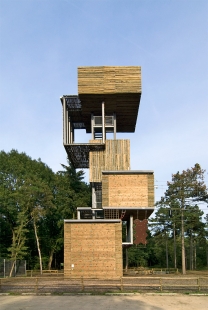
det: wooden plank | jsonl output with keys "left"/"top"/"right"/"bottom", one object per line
{"left": 78, "top": 67, "right": 142, "bottom": 133}
{"left": 89, "top": 140, "right": 130, "bottom": 183}
{"left": 78, "top": 66, "right": 141, "bottom": 94}
{"left": 64, "top": 222, "right": 122, "bottom": 278}
{"left": 102, "top": 173, "right": 154, "bottom": 208}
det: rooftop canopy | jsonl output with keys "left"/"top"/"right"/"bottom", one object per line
{"left": 61, "top": 66, "right": 142, "bottom": 134}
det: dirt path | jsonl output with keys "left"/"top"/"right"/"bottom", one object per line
{"left": 0, "top": 294, "right": 207, "bottom": 310}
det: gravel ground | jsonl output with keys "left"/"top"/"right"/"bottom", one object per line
{"left": 0, "top": 294, "right": 208, "bottom": 310}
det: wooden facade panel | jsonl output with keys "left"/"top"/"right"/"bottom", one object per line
{"left": 64, "top": 222, "right": 122, "bottom": 278}
{"left": 148, "top": 174, "right": 154, "bottom": 207}
{"left": 78, "top": 66, "right": 141, "bottom": 94}
{"left": 89, "top": 140, "right": 130, "bottom": 182}
{"left": 102, "top": 173, "right": 154, "bottom": 208}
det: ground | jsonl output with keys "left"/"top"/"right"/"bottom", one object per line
{"left": 0, "top": 294, "right": 207, "bottom": 310}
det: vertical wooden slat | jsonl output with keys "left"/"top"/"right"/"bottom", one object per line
{"left": 89, "top": 140, "right": 130, "bottom": 183}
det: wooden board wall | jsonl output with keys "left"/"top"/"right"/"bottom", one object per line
{"left": 102, "top": 173, "right": 154, "bottom": 208}
{"left": 89, "top": 140, "right": 130, "bottom": 183}
{"left": 64, "top": 222, "right": 122, "bottom": 278}
{"left": 78, "top": 66, "right": 141, "bottom": 94}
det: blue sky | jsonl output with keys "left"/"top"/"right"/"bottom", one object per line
{"left": 0, "top": 0, "right": 208, "bottom": 208}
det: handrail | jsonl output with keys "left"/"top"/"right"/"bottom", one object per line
{"left": 0, "top": 276, "right": 208, "bottom": 293}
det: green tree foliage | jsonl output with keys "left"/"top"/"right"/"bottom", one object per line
{"left": 0, "top": 150, "right": 55, "bottom": 273}
{"left": 150, "top": 164, "right": 207, "bottom": 273}
{"left": 1, "top": 152, "right": 207, "bottom": 273}
{"left": 127, "top": 164, "right": 207, "bottom": 271}
{"left": 60, "top": 160, "right": 91, "bottom": 213}
{"left": 127, "top": 231, "right": 157, "bottom": 268}
{"left": 0, "top": 150, "right": 91, "bottom": 272}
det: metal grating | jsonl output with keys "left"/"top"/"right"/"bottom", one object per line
{"left": 95, "top": 190, "right": 102, "bottom": 208}
{"left": 94, "top": 116, "right": 102, "bottom": 126}
{"left": 104, "top": 209, "right": 119, "bottom": 219}
{"left": 62, "top": 95, "right": 84, "bottom": 126}
{"left": 105, "top": 116, "right": 114, "bottom": 126}
{"left": 64, "top": 143, "right": 105, "bottom": 168}
{"left": 73, "top": 122, "right": 86, "bottom": 129}
{"left": 93, "top": 182, "right": 102, "bottom": 191}
{"left": 80, "top": 210, "right": 92, "bottom": 219}
{"left": 65, "top": 95, "right": 81, "bottom": 109}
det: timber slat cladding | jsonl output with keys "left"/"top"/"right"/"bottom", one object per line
{"left": 78, "top": 66, "right": 141, "bottom": 94}
{"left": 89, "top": 139, "right": 130, "bottom": 182}
{"left": 148, "top": 174, "right": 154, "bottom": 207}
{"left": 64, "top": 222, "right": 122, "bottom": 278}
{"left": 102, "top": 173, "right": 154, "bottom": 208}
{"left": 78, "top": 66, "right": 141, "bottom": 133}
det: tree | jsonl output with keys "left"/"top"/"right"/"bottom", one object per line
{"left": 20, "top": 176, "right": 54, "bottom": 274}
{"left": 7, "top": 210, "right": 29, "bottom": 276}
{"left": 60, "top": 159, "right": 91, "bottom": 215}
{"left": 151, "top": 164, "right": 207, "bottom": 274}
{"left": 0, "top": 150, "right": 55, "bottom": 273}
{"left": 0, "top": 150, "right": 92, "bottom": 273}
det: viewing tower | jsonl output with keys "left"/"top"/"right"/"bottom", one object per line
{"left": 61, "top": 66, "right": 154, "bottom": 278}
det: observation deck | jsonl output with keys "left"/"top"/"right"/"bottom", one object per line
{"left": 60, "top": 66, "right": 142, "bottom": 168}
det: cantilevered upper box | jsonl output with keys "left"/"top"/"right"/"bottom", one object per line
{"left": 78, "top": 66, "right": 141, "bottom": 133}
{"left": 78, "top": 66, "right": 141, "bottom": 94}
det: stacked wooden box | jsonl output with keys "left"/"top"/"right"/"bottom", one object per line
{"left": 78, "top": 66, "right": 141, "bottom": 94}
{"left": 77, "top": 66, "right": 142, "bottom": 133}
{"left": 102, "top": 173, "right": 154, "bottom": 208}
{"left": 64, "top": 222, "right": 122, "bottom": 278}
{"left": 89, "top": 139, "right": 130, "bottom": 182}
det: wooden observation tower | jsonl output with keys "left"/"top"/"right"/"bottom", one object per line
{"left": 61, "top": 66, "right": 154, "bottom": 278}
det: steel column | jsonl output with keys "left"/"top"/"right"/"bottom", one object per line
{"left": 102, "top": 101, "right": 105, "bottom": 143}
{"left": 113, "top": 113, "right": 116, "bottom": 140}
{"left": 68, "top": 116, "right": 71, "bottom": 144}
{"left": 91, "top": 113, "right": 94, "bottom": 139}
{"left": 66, "top": 109, "right": 69, "bottom": 144}
{"left": 63, "top": 97, "right": 66, "bottom": 144}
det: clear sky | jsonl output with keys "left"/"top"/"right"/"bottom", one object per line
{"left": 0, "top": 0, "right": 208, "bottom": 209}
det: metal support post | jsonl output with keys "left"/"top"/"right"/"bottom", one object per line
{"left": 102, "top": 102, "right": 105, "bottom": 143}
{"left": 91, "top": 113, "right": 94, "bottom": 140}
{"left": 68, "top": 116, "right": 71, "bottom": 144}
{"left": 66, "top": 109, "right": 69, "bottom": 144}
{"left": 126, "top": 216, "right": 133, "bottom": 243}
{"left": 130, "top": 216, "right": 133, "bottom": 243}
{"left": 63, "top": 97, "right": 66, "bottom": 144}
{"left": 113, "top": 113, "right": 116, "bottom": 140}
{"left": 92, "top": 184, "right": 96, "bottom": 208}
{"left": 72, "top": 127, "right": 75, "bottom": 143}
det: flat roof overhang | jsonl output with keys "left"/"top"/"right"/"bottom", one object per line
{"left": 61, "top": 93, "right": 141, "bottom": 134}
{"left": 76, "top": 207, "right": 154, "bottom": 221}
{"left": 79, "top": 93, "right": 141, "bottom": 133}
{"left": 102, "top": 207, "right": 154, "bottom": 221}
{"left": 61, "top": 66, "right": 142, "bottom": 133}
{"left": 102, "top": 170, "right": 154, "bottom": 175}
{"left": 64, "top": 219, "right": 121, "bottom": 223}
